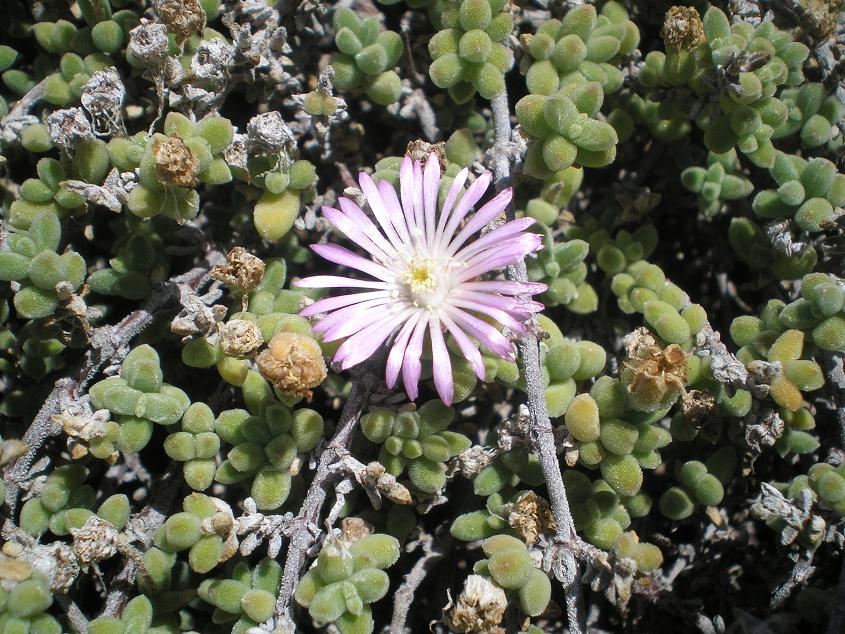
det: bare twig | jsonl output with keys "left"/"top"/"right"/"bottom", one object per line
{"left": 57, "top": 595, "right": 89, "bottom": 634}
{"left": 271, "top": 367, "right": 378, "bottom": 631}
{"left": 389, "top": 532, "right": 448, "bottom": 634}
{"left": 826, "top": 352, "right": 845, "bottom": 449}
{"left": 770, "top": 555, "right": 816, "bottom": 609}
{"left": 488, "top": 90, "right": 585, "bottom": 634}
{"left": 3, "top": 257, "right": 221, "bottom": 514}
{"left": 826, "top": 352, "right": 845, "bottom": 634}
{"left": 0, "top": 78, "right": 47, "bottom": 134}
{"left": 102, "top": 463, "right": 182, "bottom": 617}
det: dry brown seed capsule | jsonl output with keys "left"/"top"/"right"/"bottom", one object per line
{"left": 153, "top": 135, "right": 199, "bottom": 188}
{"left": 339, "top": 517, "right": 374, "bottom": 546}
{"left": 681, "top": 389, "right": 716, "bottom": 425}
{"left": 219, "top": 319, "right": 264, "bottom": 358}
{"left": 506, "top": 491, "right": 556, "bottom": 545}
{"left": 406, "top": 139, "right": 447, "bottom": 172}
{"left": 211, "top": 247, "right": 266, "bottom": 296}
{"left": 444, "top": 574, "right": 508, "bottom": 634}
{"left": 128, "top": 20, "right": 169, "bottom": 67}
{"left": 621, "top": 328, "right": 687, "bottom": 411}
{"left": 256, "top": 332, "right": 327, "bottom": 399}
{"left": 661, "top": 6, "right": 705, "bottom": 51}
{"left": 157, "top": 0, "right": 206, "bottom": 44}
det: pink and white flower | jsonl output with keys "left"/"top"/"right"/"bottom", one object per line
{"left": 295, "top": 155, "right": 546, "bottom": 405}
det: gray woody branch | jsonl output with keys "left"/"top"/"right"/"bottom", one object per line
{"left": 488, "top": 90, "right": 586, "bottom": 634}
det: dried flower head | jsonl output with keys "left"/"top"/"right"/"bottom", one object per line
{"left": 444, "top": 574, "right": 507, "bottom": 634}
{"left": 256, "top": 332, "right": 327, "bottom": 399}
{"left": 71, "top": 516, "right": 120, "bottom": 568}
{"left": 296, "top": 155, "right": 546, "bottom": 405}
{"left": 662, "top": 6, "right": 705, "bottom": 51}
{"left": 406, "top": 139, "right": 447, "bottom": 171}
{"left": 211, "top": 247, "right": 266, "bottom": 297}
{"left": 621, "top": 328, "right": 688, "bottom": 412}
{"left": 152, "top": 135, "right": 199, "bottom": 188}
{"left": 219, "top": 319, "right": 264, "bottom": 358}
{"left": 506, "top": 491, "right": 556, "bottom": 545}
{"left": 53, "top": 409, "right": 116, "bottom": 463}
{"left": 128, "top": 20, "right": 170, "bottom": 67}
{"left": 157, "top": 0, "right": 206, "bottom": 44}
{"left": 681, "top": 388, "right": 716, "bottom": 426}
{"left": 338, "top": 517, "right": 374, "bottom": 545}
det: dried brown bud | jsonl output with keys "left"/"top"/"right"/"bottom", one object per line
{"left": 339, "top": 517, "right": 374, "bottom": 545}
{"left": 681, "top": 388, "right": 716, "bottom": 426}
{"left": 211, "top": 247, "right": 266, "bottom": 298}
{"left": 153, "top": 135, "right": 199, "bottom": 188}
{"left": 256, "top": 332, "right": 327, "bottom": 399}
{"left": 128, "top": 20, "right": 169, "bottom": 67}
{"left": 71, "top": 516, "right": 119, "bottom": 567}
{"left": 157, "top": 0, "right": 206, "bottom": 44}
{"left": 406, "top": 139, "right": 447, "bottom": 171}
{"left": 219, "top": 319, "right": 264, "bottom": 358}
{"left": 621, "top": 328, "right": 687, "bottom": 412}
{"left": 506, "top": 491, "right": 556, "bottom": 545}
{"left": 54, "top": 409, "right": 118, "bottom": 464}
{"left": 662, "top": 6, "right": 705, "bottom": 51}
{"left": 444, "top": 574, "right": 508, "bottom": 634}
{"left": 364, "top": 461, "right": 413, "bottom": 505}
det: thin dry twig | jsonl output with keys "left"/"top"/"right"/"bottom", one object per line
{"left": 826, "top": 352, "right": 845, "bottom": 634}
{"left": 271, "top": 366, "right": 378, "bottom": 631}
{"left": 2, "top": 257, "right": 221, "bottom": 514}
{"left": 102, "top": 463, "right": 182, "bottom": 617}
{"left": 56, "top": 595, "right": 89, "bottom": 634}
{"left": 488, "top": 90, "right": 585, "bottom": 634}
{"left": 389, "top": 531, "right": 448, "bottom": 634}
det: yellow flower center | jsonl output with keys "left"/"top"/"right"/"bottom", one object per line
{"left": 401, "top": 258, "right": 448, "bottom": 309}
{"left": 405, "top": 261, "right": 436, "bottom": 292}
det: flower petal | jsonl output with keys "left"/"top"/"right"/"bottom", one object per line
{"left": 446, "top": 306, "right": 516, "bottom": 361}
{"left": 337, "top": 198, "right": 397, "bottom": 259}
{"left": 454, "top": 234, "right": 543, "bottom": 282}
{"left": 336, "top": 311, "right": 409, "bottom": 370}
{"left": 385, "top": 315, "right": 421, "bottom": 389}
{"left": 446, "top": 188, "right": 513, "bottom": 257}
{"left": 294, "top": 276, "right": 389, "bottom": 290}
{"left": 377, "top": 178, "right": 412, "bottom": 245}
{"left": 300, "top": 290, "right": 391, "bottom": 317}
{"left": 429, "top": 317, "right": 454, "bottom": 405}
{"left": 440, "top": 311, "right": 486, "bottom": 381}
{"left": 460, "top": 280, "right": 548, "bottom": 296}
{"left": 310, "top": 243, "right": 394, "bottom": 282}
{"left": 440, "top": 171, "right": 492, "bottom": 247}
{"left": 358, "top": 172, "right": 404, "bottom": 251}
{"left": 323, "top": 206, "right": 392, "bottom": 262}
{"left": 448, "top": 297, "right": 528, "bottom": 334}
{"left": 312, "top": 299, "right": 396, "bottom": 340}
{"left": 399, "top": 156, "right": 419, "bottom": 243}
{"left": 458, "top": 240, "right": 541, "bottom": 278}
{"left": 434, "top": 167, "right": 469, "bottom": 254}
{"left": 423, "top": 156, "right": 440, "bottom": 249}
{"left": 413, "top": 160, "right": 424, "bottom": 235}
{"left": 401, "top": 317, "right": 428, "bottom": 401}
{"left": 453, "top": 217, "right": 536, "bottom": 262}
{"left": 452, "top": 289, "right": 544, "bottom": 315}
